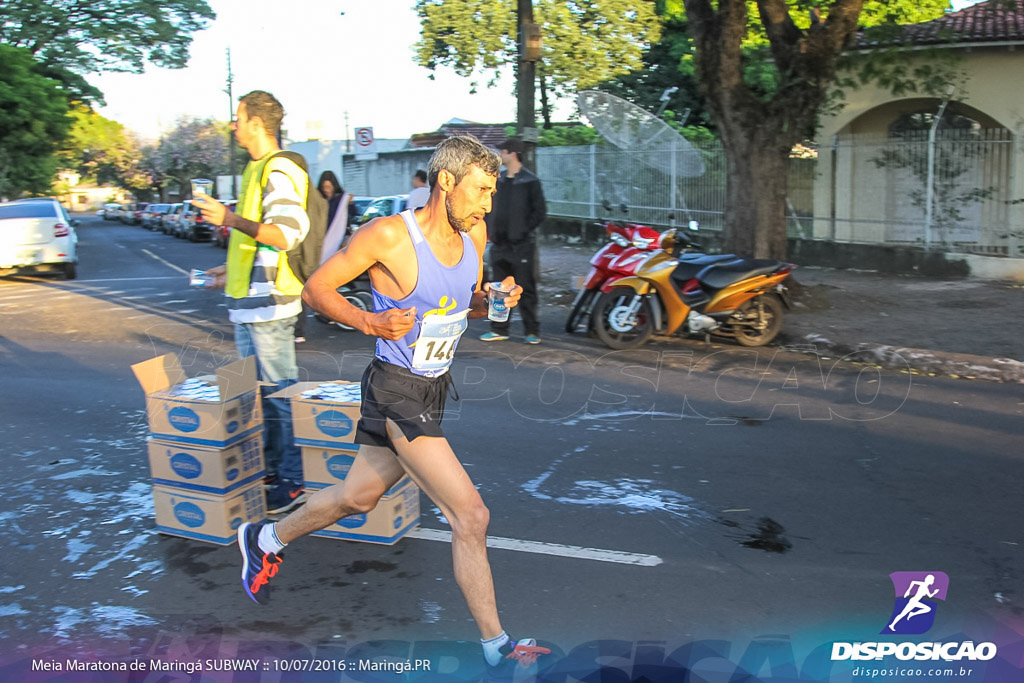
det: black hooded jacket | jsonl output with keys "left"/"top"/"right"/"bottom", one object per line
{"left": 486, "top": 167, "right": 546, "bottom": 247}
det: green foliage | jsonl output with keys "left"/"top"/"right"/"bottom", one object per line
{"left": 0, "top": 44, "right": 71, "bottom": 197}
{"left": 0, "top": 0, "right": 215, "bottom": 103}
{"left": 600, "top": 0, "right": 954, "bottom": 130}
{"left": 597, "top": 18, "right": 714, "bottom": 129}
{"left": 662, "top": 113, "right": 715, "bottom": 144}
{"left": 57, "top": 105, "right": 136, "bottom": 185}
{"left": 538, "top": 125, "right": 601, "bottom": 147}
{"left": 414, "top": 0, "right": 661, "bottom": 102}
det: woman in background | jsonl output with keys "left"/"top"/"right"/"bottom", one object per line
{"left": 295, "top": 171, "right": 349, "bottom": 342}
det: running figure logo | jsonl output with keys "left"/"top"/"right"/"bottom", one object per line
{"left": 882, "top": 571, "right": 949, "bottom": 635}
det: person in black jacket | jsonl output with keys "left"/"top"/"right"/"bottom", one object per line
{"left": 480, "top": 138, "right": 546, "bottom": 344}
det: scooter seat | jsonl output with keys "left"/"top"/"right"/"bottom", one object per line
{"left": 670, "top": 254, "right": 738, "bottom": 287}
{"left": 698, "top": 259, "right": 782, "bottom": 290}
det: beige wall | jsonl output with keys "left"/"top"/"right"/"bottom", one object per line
{"left": 63, "top": 186, "right": 132, "bottom": 212}
{"left": 814, "top": 45, "right": 1024, "bottom": 255}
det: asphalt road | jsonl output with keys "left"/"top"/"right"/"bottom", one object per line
{"left": 0, "top": 216, "right": 1021, "bottom": 681}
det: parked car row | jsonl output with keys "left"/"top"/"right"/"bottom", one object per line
{"left": 112, "top": 200, "right": 234, "bottom": 242}
{"left": 0, "top": 198, "right": 79, "bottom": 279}
{"left": 100, "top": 192, "right": 405, "bottom": 252}
{"left": 99, "top": 201, "right": 152, "bottom": 225}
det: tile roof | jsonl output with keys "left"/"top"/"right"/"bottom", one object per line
{"left": 855, "top": 0, "right": 1024, "bottom": 48}
{"left": 408, "top": 122, "right": 514, "bottom": 149}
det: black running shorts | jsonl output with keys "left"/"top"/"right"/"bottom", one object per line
{"left": 355, "top": 358, "right": 453, "bottom": 448}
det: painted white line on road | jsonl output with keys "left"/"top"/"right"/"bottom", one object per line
{"left": 0, "top": 276, "right": 183, "bottom": 288}
{"left": 141, "top": 249, "right": 188, "bottom": 275}
{"left": 407, "top": 528, "right": 663, "bottom": 567}
{"left": 65, "top": 276, "right": 183, "bottom": 283}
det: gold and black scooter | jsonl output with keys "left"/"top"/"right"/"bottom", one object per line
{"left": 589, "top": 228, "right": 793, "bottom": 349}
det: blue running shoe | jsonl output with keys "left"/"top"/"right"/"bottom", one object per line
{"left": 238, "top": 522, "right": 283, "bottom": 605}
{"left": 524, "top": 335, "right": 541, "bottom": 345}
{"left": 480, "top": 331, "right": 509, "bottom": 342}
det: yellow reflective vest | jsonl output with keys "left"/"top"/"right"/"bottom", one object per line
{"left": 225, "top": 153, "right": 306, "bottom": 300}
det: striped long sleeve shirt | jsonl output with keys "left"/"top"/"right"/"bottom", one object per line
{"left": 227, "top": 164, "right": 311, "bottom": 324}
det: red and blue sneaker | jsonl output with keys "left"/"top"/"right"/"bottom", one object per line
{"left": 501, "top": 638, "right": 550, "bottom": 668}
{"left": 237, "top": 522, "right": 283, "bottom": 605}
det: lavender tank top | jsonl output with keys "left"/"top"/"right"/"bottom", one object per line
{"left": 372, "top": 210, "right": 478, "bottom": 377}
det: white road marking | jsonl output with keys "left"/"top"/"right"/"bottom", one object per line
{"left": 141, "top": 250, "right": 188, "bottom": 275}
{"left": 407, "top": 528, "right": 663, "bottom": 567}
{"left": 0, "top": 276, "right": 182, "bottom": 289}
{"left": 65, "top": 276, "right": 183, "bottom": 283}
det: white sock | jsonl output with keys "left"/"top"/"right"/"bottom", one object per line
{"left": 258, "top": 523, "right": 286, "bottom": 555}
{"left": 481, "top": 631, "right": 509, "bottom": 666}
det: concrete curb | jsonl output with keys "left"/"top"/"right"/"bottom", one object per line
{"left": 779, "top": 333, "right": 1024, "bottom": 383}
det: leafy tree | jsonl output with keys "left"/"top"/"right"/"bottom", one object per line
{"left": 0, "top": 44, "right": 71, "bottom": 197}
{"left": 0, "top": 0, "right": 215, "bottom": 103}
{"left": 414, "top": 0, "right": 662, "bottom": 127}
{"left": 56, "top": 105, "right": 138, "bottom": 186}
{"left": 135, "top": 143, "right": 169, "bottom": 202}
{"left": 153, "top": 118, "right": 230, "bottom": 200}
{"left": 597, "top": 16, "right": 713, "bottom": 130}
{"left": 677, "top": 0, "right": 952, "bottom": 258}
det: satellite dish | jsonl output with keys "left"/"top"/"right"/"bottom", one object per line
{"left": 577, "top": 90, "right": 705, "bottom": 178}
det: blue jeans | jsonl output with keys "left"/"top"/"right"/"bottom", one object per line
{"left": 234, "top": 316, "right": 302, "bottom": 482}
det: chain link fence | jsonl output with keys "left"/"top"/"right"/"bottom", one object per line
{"left": 538, "top": 131, "right": 1022, "bottom": 257}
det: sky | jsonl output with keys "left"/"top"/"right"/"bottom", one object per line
{"left": 89, "top": 0, "right": 535, "bottom": 143}
{"left": 90, "top": 0, "right": 983, "bottom": 144}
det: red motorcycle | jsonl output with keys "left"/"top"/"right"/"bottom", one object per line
{"left": 565, "top": 205, "right": 662, "bottom": 334}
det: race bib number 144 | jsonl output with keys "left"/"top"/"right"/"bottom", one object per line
{"left": 410, "top": 309, "right": 469, "bottom": 373}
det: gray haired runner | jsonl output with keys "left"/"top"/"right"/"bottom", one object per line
{"left": 236, "top": 136, "right": 549, "bottom": 671}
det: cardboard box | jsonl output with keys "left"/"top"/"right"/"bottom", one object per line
{"left": 147, "top": 433, "right": 264, "bottom": 495}
{"left": 152, "top": 482, "right": 265, "bottom": 545}
{"left": 269, "top": 381, "right": 361, "bottom": 449}
{"left": 300, "top": 445, "right": 360, "bottom": 490}
{"left": 132, "top": 354, "right": 262, "bottom": 448}
{"left": 310, "top": 476, "right": 420, "bottom": 545}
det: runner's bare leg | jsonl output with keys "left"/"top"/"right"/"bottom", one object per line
{"left": 385, "top": 420, "right": 503, "bottom": 640}
{"left": 274, "top": 444, "right": 405, "bottom": 544}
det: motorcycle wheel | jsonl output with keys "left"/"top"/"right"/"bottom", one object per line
{"left": 333, "top": 290, "right": 373, "bottom": 331}
{"left": 730, "top": 294, "right": 784, "bottom": 347}
{"left": 592, "top": 287, "right": 655, "bottom": 350}
{"left": 565, "top": 288, "right": 596, "bottom": 334}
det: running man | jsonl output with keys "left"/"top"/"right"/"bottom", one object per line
{"left": 888, "top": 574, "right": 940, "bottom": 631}
{"left": 236, "top": 136, "right": 548, "bottom": 670}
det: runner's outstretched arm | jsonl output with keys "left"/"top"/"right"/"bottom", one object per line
{"left": 302, "top": 216, "right": 415, "bottom": 339}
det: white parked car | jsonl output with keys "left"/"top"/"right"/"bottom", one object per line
{"left": 354, "top": 194, "right": 409, "bottom": 227}
{"left": 0, "top": 198, "right": 79, "bottom": 279}
{"left": 98, "top": 202, "right": 121, "bottom": 220}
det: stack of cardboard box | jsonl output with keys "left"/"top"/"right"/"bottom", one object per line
{"left": 271, "top": 380, "right": 420, "bottom": 545}
{"left": 132, "top": 354, "right": 267, "bottom": 544}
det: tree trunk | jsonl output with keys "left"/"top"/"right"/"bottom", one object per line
{"left": 539, "top": 75, "right": 552, "bottom": 129}
{"left": 720, "top": 127, "right": 792, "bottom": 259}
{"left": 681, "top": 0, "right": 867, "bottom": 262}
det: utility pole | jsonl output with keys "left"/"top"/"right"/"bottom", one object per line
{"left": 225, "top": 48, "right": 237, "bottom": 200}
{"left": 516, "top": 0, "right": 540, "bottom": 171}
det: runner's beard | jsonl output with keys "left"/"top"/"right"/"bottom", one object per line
{"left": 445, "top": 196, "right": 474, "bottom": 233}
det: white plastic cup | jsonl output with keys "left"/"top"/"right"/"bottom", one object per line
{"left": 487, "top": 282, "right": 513, "bottom": 322}
{"left": 189, "top": 268, "right": 215, "bottom": 288}
{"left": 191, "top": 178, "right": 213, "bottom": 198}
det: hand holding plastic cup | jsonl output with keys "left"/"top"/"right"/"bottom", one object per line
{"left": 487, "top": 282, "right": 513, "bottom": 322}
{"left": 191, "top": 178, "right": 213, "bottom": 198}
{"left": 189, "top": 268, "right": 215, "bottom": 288}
